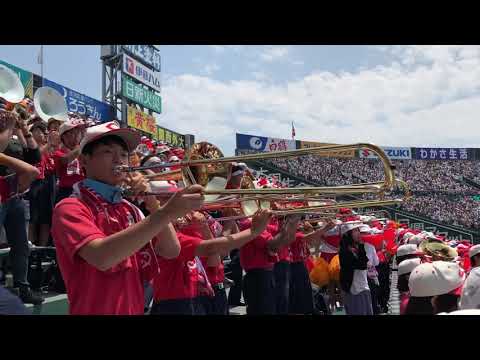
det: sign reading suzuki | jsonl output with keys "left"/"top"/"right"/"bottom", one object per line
{"left": 122, "top": 54, "right": 161, "bottom": 93}
{"left": 359, "top": 146, "right": 412, "bottom": 160}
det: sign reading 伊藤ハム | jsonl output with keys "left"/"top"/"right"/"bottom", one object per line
{"left": 123, "top": 54, "right": 161, "bottom": 93}
{"left": 122, "top": 75, "right": 162, "bottom": 114}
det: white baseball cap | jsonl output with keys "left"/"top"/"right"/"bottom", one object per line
{"left": 396, "top": 244, "right": 419, "bottom": 257}
{"left": 408, "top": 234, "right": 424, "bottom": 245}
{"left": 409, "top": 261, "right": 465, "bottom": 297}
{"left": 398, "top": 258, "right": 421, "bottom": 276}
{"left": 341, "top": 221, "right": 363, "bottom": 235}
{"left": 59, "top": 118, "right": 84, "bottom": 137}
{"left": 79, "top": 121, "right": 141, "bottom": 153}
{"left": 460, "top": 267, "right": 480, "bottom": 310}
{"left": 469, "top": 244, "right": 480, "bottom": 259}
{"left": 168, "top": 155, "right": 180, "bottom": 162}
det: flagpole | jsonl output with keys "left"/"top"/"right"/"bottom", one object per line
{"left": 40, "top": 45, "right": 44, "bottom": 86}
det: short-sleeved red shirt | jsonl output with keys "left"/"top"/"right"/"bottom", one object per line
{"left": 53, "top": 147, "right": 85, "bottom": 188}
{"left": 51, "top": 197, "right": 154, "bottom": 315}
{"left": 153, "top": 232, "right": 202, "bottom": 301}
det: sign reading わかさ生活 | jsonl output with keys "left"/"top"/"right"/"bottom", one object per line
{"left": 414, "top": 147, "right": 470, "bottom": 160}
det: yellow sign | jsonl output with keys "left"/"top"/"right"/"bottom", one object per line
{"left": 127, "top": 106, "right": 157, "bottom": 136}
{"left": 299, "top": 141, "right": 355, "bottom": 158}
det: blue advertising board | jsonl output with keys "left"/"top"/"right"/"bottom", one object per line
{"left": 236, "top": 133, "right": 296, "bottom": 152}
{"left": 413, "top": 147, "right": 471, "bottom": 160}
{"left": 42, "top": 78, "right": 115, "bottom": 123}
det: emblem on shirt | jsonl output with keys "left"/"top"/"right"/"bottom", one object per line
{"left": 139, "top": 250, "right": 152, "bottom": 269}
{"left": 187, "top": 260, "right": 197, "bottom": 270}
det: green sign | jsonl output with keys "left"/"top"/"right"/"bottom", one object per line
{"left": 473, "top": 195, "right": 480, "bottom": 201}
{"left": 0, "top": 59, "right": 34, "bottom": 98}
{"left": 122, "top": 74, "right": 162, "bottom": 114}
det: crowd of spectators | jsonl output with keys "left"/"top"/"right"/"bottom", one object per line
{"left": 259, "top": 154, "right": 480, "bottom": 230}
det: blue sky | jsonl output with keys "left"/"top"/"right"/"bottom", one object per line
{"left": 1, "top": 45, "right": 479, "bottom": 155}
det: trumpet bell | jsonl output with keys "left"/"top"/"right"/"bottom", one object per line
{"left": 33, "top": 87, "right": 69, "bottom": 122}
{"left": 0, "top": 65, "right": 25, "bottom": 104}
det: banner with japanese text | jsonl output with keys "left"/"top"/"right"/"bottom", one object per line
{"left": 413, "top": 147, "right": 472, "bottom": 160}
{"left": 127, "top": 105, "right": 157, "bottom": 136}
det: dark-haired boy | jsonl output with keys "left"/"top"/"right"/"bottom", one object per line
{"left": 51, "top": 121, "right": 205, "bottom": 315}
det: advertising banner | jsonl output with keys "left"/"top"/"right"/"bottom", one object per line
{"left": 157, "top": 126, "right": 185, "bottom": 148}
{"left": 123, "top": 54, "right": 161, "bottom": 93}
{"left": 42, "top": 78, "right": 114, "bottom": 123}
{"left": 299, "top": 141, "right": 355, "bottom": 158}
{"left": 122, "top": 45, "right": 161, "bottom": 72}
{"left": 359, "top": 146, "right": 412, "bottom": 160}
{"left": 413, "top": 147, "right": 471, "bottom": 160}
{"left": 122, "top": 74, "right": 162, "bottom": 113}
{"left": 236, "top": 133, "right": 296, "bottom": 152}
{"left": 0, "top": 60, "right": 33, "bottom": 99}
{"left": 127, "top": 105, "right": 157, "bottom": 136}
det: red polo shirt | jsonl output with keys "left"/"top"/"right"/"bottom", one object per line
{"left": 153, "top": 232, "right": 202, "bottom": 301}
{"left": 51, "top": 197, "right": 154, "bottom": 315}
{"left": 290, "top": 232, "right": 309, "bottom": 263}
{"left": 53, "top": 147, "right": 85, "bottom": 188}
{"left": 238, "top": 219, "right": 277, "bottom": 271}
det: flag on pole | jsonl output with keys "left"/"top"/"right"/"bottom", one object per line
{"left": 291, "top": 122, "right": 296, "bottom": 140}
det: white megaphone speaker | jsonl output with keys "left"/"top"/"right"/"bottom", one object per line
{"left": 33, "top": 86, "right": 69, "bottom": 122}
{"left": 0, "top": 64, "right": 25, "bottom": 104}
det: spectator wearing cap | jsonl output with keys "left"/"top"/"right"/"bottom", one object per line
{"left": 469, "top": 245, "right": 480, "bottom": 269}
{"left": 52, "top": 119, "right": 86, "bottom": 204}
{"left": 339, "top": 222, "right": 373, "bottom": 315}
{"left": 395, "top": 244, "right": 421, "bottom": 266}
{"left": 460, "top": 266, "right": 480, "bottom": 310}
{"left": 407, "top": 261, "right": 465, "bottom": 314}
{"left": 397, "top": 258, "right": 421, "bottom": 315}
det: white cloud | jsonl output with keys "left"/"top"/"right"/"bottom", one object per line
{"left": 159, "top": 46, "right": 480, "bottom": 155}
{"left": 260, "top": 46, "right": 291, "bottom": 62}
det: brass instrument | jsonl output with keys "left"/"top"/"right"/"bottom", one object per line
{"left": 120, "top": 141, "right": 409, "bottom": 221}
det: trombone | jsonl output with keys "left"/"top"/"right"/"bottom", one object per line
{"left": 119, "top": 141, "right": 408, "bottom": 221}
